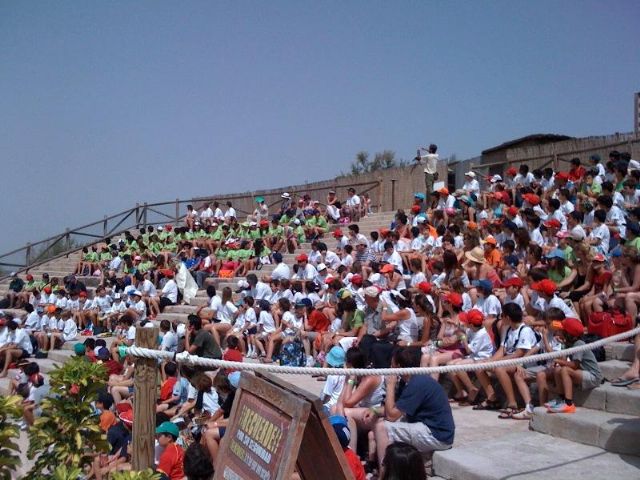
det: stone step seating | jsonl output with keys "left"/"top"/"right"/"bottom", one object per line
{"left": 432, "top": 340, "right": 640, "bottom": 479}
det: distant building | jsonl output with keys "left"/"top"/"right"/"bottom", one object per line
{"left": 480, "top": 133, "right": 573, "bottom": 176}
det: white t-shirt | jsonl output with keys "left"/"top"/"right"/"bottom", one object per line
{"left": 109, "top": 301, "right": 128, "bottom": 315}
{"left": 160, "top": 331, "right": 178, "bottom": 352}
{"left": 504, "top": 293, "right": 526, "bottom": 311}
{"left": 258, "top": 311, "right": 276, "bottom": 333}
{"left": 322, "top": 375, "right": 345, "bottom": 409}
{"left": 24, "top": 312, "right": 42, "bottom": 332}
{"left": 140, "top": 279, "right": 158, "bottom": 297}
{"left": 94, "top": 295, "right": 113, "bottom": 314}
{"left": 162, "top": 280, "right": 178, "bottom": 303}
{"left": 132, "top": 300, "right": 147, "bottom": 320}
{"left": 589, "top": 224, "right": 610, "bottom": 254}
{"left": 127, "top": 325, "right": 137, "bottom": 342}
{"left": 502, "top": 324, "right": 538, "bottom": 355}
{"left": 382, "top": 251, "right": 404, "bottom": 272}
{"left": 463, "top": 179, "right": 480, "bottom": 195}
{"left": 224, "top": 207, "right": 237, "bottom": 219}
{"left": 420, "top": 153, "right": 439, "bottom": 174}
{"left": 346, "top": 195, "right": 361, "bottom": 208}
{"left": 295, "top": 264, "right": 318, "bottom": 282}
{"left": 271, "top": 263, "right": 291, "bottom": 281}
{"left": 323, "top": 251, "right": 341, "bottom": 270}
{"left": 12, "top": 328, "right": 34, "bottom": 354}
{"left": 475, "top": 294, "right": 502, "bottom": 318}
{"left": 218, "top": 301, "right": 238, "bottom": 324}
{"left": 187, "top": 384, "right": 219, "bottom": 414}
{"left": 281, "top": 311, "right": 302, "bottom": 335}
{"left": 467, "top": 327, "right": 494, "bottom": 360}
{"left": 62, "top": 318, "right": 78, "bottom": 342}
{"left": 251, "top": 282, "right": 272, "bottom": 301}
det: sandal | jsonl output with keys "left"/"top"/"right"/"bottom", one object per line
{"left": 449, "top": 395, "right": 467, "bottom": 403}
{"left": 611, "top": 377, "right": 639, "bottom": 387}
{"left": 511, "top": 409, "right": 533, "bottom": 420}
{"left": 458, "top": 389, "right": 481, "bottom": 406}
{"left": 472, "top": 399, "right": 501, "bottom": 411}
{"left": 498, "top": 407, "right": 521, "bottom": 419}
{"left": 626, "top": 381, "right": 640, "bottom": 390}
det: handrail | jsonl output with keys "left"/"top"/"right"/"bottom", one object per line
{"left": 0, "top": 180, "right": 384, "bottom": 279}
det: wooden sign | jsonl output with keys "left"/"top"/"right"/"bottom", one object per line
{"left": 214, "top": 372, "right": 353, "bottom": 480}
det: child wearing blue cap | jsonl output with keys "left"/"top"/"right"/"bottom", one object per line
{"left": 329, "top": 415, "right": 365, "bottom": 480}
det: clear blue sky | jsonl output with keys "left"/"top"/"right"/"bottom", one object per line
{"left": 1, "top": 1, "right": 639, "bottom": 254}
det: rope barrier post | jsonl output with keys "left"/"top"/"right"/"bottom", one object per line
{"left": 132, "top": 327, "right": 159, "bottom": 471}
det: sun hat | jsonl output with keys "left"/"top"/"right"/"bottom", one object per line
{"left": 316, "top": 263, "right": 327, "bottom": 271}
{"left": 414, "top": 192, "right": 426, "bottom": 200}
{"left": 326, "top": 346, "right": 346, "bottom": 367}
{"left": 472, "top": 279, "right": 493, "bottom": 292}
{"left": 228, "top": 371, "right": 241, "bottom": 389}
{"left": 438, "top": 187, "right": 449, "bottom": 195}
{"left": 489, "top": 174, "right": 502, "bottom": 183}
{"left": 443, "top": 292, "right": 463, "bottom": 307}
{"left": 255, "top": 196, "right": 265, "bottom": 203}
{"left": 459, "top": 309, "right": 484, "bottom": 327}
{"left": 502, "top": 277, "right": 524, "bottom": 288}
{"left": 507, "top": 206, "right": 519, "bottom": 217}
{"left": 569, "top": 227, "right": 586, "bottom": 241}
{"left": 380, "top": 264, "right": 395, "bottom": 273}
{"left": 97, "top": 347, "right": 110, "bottom": 361}
{"left": 546, "top": 248, "right": 566, "bottom": 260}
{"left": 363, "top": 286, "right": 380, "bottom": 298}
{"left": 559, "top": 318, "right": 584, "bottom": 337}
{"left": 74, "top": 343, "right": 86, "bottom": 356}
{"left": 556, "top": 231, "right": 570, "bottom": 239}
{"left": 592, "top": 253, "right": 606, "bottom": 262}
{"left": 522, "top": 193, "right": 541, "bottom": 206}
{"left": 506, "top": 167, "right": 517, "bottom": 176}
{"left": 543, "top": 219, "right": 562, "bottom": 229}
{"left": 483, "top": 235, "right": 497, "bottom": 246}
{"left": 281, "top": 192, "right": 290, "bottom": 199}
{"left": 531, "top": 279, "right": 557, "bottom": 296}
{"left": 332, "top": 229, "right": 343, "bottom": 238}
{"left": 156, "top": 421, "right": 180, "bottom": 438}
{"left": 296, "top": 253, "right": 308, "bottom": 262}
{"left": 465, "top": 246, "right": 486, "bottom": 264}
{"left": 337, "top": 288, "right": 353, "bottom": 300}
{"left": 350, "top": 274, "right": 363, "bottom": 286}
{"left": 465, "top": 171, "right": 476, "bottom": 178}
{"left": 417, "top": 281, "right": 432, "bottom": 294}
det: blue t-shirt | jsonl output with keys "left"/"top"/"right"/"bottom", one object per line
{"left": 396, "top": 375, "right": 455, "bottom": 445}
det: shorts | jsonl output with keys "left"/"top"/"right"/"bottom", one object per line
{"left": 384, "top": 421, "right": 451, "bottom": 453}
{"left": 306, "top": 331, "right": 320, "bottom": 341}
{"left": 19, "top": 349, "right": 30, "bottom": 359}
{"left": 219, "top": 426, "right": 226, "bottom": 438}
{"left": 245, "top": 326, "right": 258, "bottom": 335}
{"left": 523, "top": 365, "right": 547, "bottom": 378}
{"left": 581, "top": 371, "right": 603, "bottom": 390}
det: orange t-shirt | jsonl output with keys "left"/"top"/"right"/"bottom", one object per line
{"left": 157, "top": 443, "right": 185, "bottom": 480}
{"left": 160, "top": 377, "right": 178, "bottom": 401}
{"left": 344, "top": 448, "right": 365, "bottom": 480}
{"left": 307, "top": 310, "right": 330, "bottom": 333}
{"left": 484, "top": 249, "right": 502, "bottom": 268}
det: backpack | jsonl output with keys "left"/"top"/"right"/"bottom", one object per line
{"left": 587, "top": 310, "right": 632, "bottom": 338}
{"left": 278, "top": 339, "right": 305, "bottom": 367}
{"left": 582, "top": 333, "right": 606, "bottom": 362}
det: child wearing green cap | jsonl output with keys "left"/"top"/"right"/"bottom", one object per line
{"left": 156, "top": 421, "right": 184, "bottom": 480}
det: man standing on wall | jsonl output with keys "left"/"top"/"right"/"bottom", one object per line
{"left": 414, "top": 143, "right": 439, "bottom": 198}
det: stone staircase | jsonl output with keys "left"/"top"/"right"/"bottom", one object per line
{"left": 433, "top": 341, "right": 640, "bottom": 479}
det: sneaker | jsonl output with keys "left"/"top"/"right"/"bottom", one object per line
{"left": 34, "top": 351, "right": 48, "bottom": 359}
{"left": 544, "top": 398, "right": 562, "bottom": 409}
{"left": 547, "top": 402, "right": 576, "bottom": 414}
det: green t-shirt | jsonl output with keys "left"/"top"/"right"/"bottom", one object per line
{"left": 344, "top": 310, "right": 365, "bottom": 332}
{"left": 294, "top": 226, "right": 306, "bottom": 243}
{"left": 548, "top": 265, "right": 572, "bottom": 284}
{"left": 211, "top": 228, "right": 223, "bottom": 241}
{"left": 138, "top": 261, "right": 152, "bottom": 273}
{"left": 100, "top": 252, "right": 112, "bottom": 262}
{"left": 629, "top": 237, "right": 640, "bottom": 251}
{"left": 269, "top": 226, "right": 284, "bottom": 237}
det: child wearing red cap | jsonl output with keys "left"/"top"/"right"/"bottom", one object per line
{"left": 447, "top": 309, "right": 494, "bottom": 405}
{"left": 542, "top": 318, "right": 602, "bottom": 414}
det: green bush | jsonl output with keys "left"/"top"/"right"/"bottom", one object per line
{"left": 27, "top": 357, "right": 110, "bottom": 479}
{"left": 0, "top": 395, "right": 23, "bottom": 480}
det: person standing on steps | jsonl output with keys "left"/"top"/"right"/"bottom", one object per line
{"left": 414, "top": 143, "right": 440, "bottom": 198}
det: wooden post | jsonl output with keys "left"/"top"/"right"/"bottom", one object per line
{"left": 175, "top": 198, "right": 180, "bottom": 224}
{"left": 143, "top": 203, "right": 148, "bottom": 228}
{"left": 135, "top": 203, "right": 140, "bottom": 228}
{"left": 391, "top": 179, "right": 397, "bottom": 211}
{"left": 25, "top": 243, "right": 31, "bottom": 267}
{"left": 103, "top": 215, "right": 108, "bottom": 237}
{"left": 132, "top": 327, "right": 158, "bottom": 471}
{"left": 377, "top": 177, "right": 384, "bottom": 212}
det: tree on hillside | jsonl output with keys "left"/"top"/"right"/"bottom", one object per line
{"left": 349, "top": 150, "right": 398, "bottom": 175}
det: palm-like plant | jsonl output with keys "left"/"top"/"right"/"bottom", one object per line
{"left": 27, "top": 357, "right": 110, "bottom": 479}
{"left": 0, "top": 395, "right": 23, "bottom": 480}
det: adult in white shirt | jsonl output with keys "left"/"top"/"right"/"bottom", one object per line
{"left": 436, "top": 188, "right": 456, "bottom": 210}
{"left": 0, "top": 320, "right": 33, "bottom": 377}
{"left": 160, "top": 272, "right": 179, "bottom": 311}
{"left": 270, "top": 252, "right": 291, "bottom": 280}
{"left": 246, "top": 274, "right": 272, "bottom": 301}
{"left": 224, "top": 201, "right": 236, "bottom": 221}
{"left": 213, "top": 201, "right": 224, "bottom": 220}
{"left": 382, "top": 243, "right": 404, "bottom": 272}
{"left": 462, "top": 171, "right": 480, "bottom": 196}
{"left": 200, "top": 204, "right": 214, "bottom": 225}
{"left": 416, "top": 143, "right": 439, "bottom": 197}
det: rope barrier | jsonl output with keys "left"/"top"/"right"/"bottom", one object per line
{"left": 125, "top": 326, "right": 640, "bottom": 377}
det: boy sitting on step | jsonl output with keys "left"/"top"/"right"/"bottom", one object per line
{"left": 540, "top": 317, "right": 603, "bottom": 414}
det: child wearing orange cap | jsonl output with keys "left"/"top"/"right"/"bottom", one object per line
{"left": 542, "top": 317, "right": 602, "bottom": 414}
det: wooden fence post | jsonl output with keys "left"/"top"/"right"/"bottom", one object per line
{"left": 143, "top": 203, "right": 148, "bottom": 228}
{"left": 132, "top": 327, "right": 158, "bottom": 471}
{"left": 391, "top": 179, "right": 397, "bottom": 211}
{"left": 377, "top": 177, "right": 384, "bottom": 212}
{"left": 175, "top": 198, "right": 180, "bottom": 224}
{"left": 25, "top": 243, "right": 31, "bottom": 267}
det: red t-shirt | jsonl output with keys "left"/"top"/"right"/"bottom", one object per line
{"left": 104, "top": 359, "right": 123, "bottom": 376}
{"left": 344, "top": 448, "right": 365, "bottom": 480}
{"left": 160, "top": 377, "right": 178, "bottom": 401}
{"left": 223, "top": 349, "right": 244, "bottom": 374}
{"left": 157, "top": 443, "right": 185, "bottom": 480}
{"left": 307, "top": 310, "right": 330, "bottom": 333}
{"left": 568, "top": 166, "right": 586, "bottom": 182}
{"left": 86, "top": 351, "right": 97, "bottom": 363}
